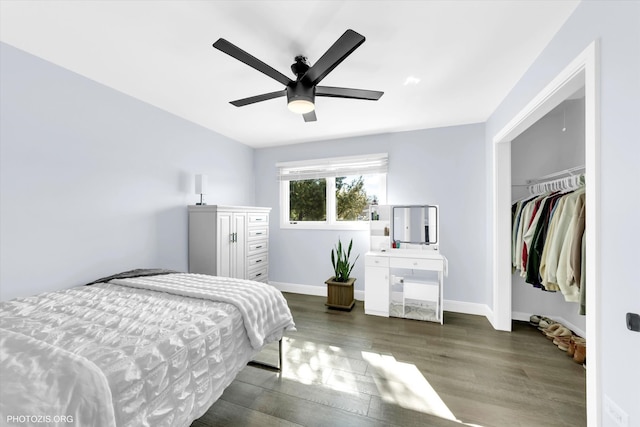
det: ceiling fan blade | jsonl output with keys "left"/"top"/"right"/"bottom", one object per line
{"left": 303, "top": 110, "right": 317, "bottom": 122}
{"left": 230, "top": 90, "right": 286, "bottom": 107}
{"left": 213, "top": 38, "right": 292, "bottom": 87}
{"left": 316, "top": 86, "right": 383, "bottom": 100}
{"left": 301, "top": 29, "right": 365, "bottom": 86}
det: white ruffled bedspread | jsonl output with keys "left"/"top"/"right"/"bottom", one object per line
{"left": 110, "top": 273, "right": 296, "bottom": 350}
{"left": 0, "top": 273, "right": 295, "bottom": 427}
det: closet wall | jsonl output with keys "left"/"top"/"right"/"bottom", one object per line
{"left": 511, "top": 95, "right": 586, "bottom": 333}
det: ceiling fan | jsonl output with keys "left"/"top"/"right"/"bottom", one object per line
{"left": 212, "top": 29, "right": 384, "bottom": 122}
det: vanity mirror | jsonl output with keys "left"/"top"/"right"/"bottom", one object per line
{"left": 392, "top": 205, "right": 438, "bottom": 245}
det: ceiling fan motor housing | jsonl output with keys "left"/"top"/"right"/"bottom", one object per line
{"left": 291, "top": 56, "right": 310, "bottom": 78}
{"left": 287, "top": 82, "right": 315, "bottom": 107}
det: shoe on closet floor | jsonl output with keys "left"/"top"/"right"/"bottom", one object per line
{"left": 529, "top": 314, "right": 542, "bottom": 326}
{"left": 553, "top": 335, "right": 572, "bottom": 351}
{"left": 573, "top": 340, "right": 587, "bottom": 364}
{"left": 538, "top": 317, "right": 557, "bottom": 330}
{"left": 545, "top": 325, "right": 572, "bottom": 340}
{"left": 541, "top": 323, "right": 562, "bottom": 335}
{"left": 567, "top": 336, "right": 586, "bottom": 357}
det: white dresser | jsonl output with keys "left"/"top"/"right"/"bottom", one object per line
{"left": 188, "top": 205, "right": 270, "bottom": 282}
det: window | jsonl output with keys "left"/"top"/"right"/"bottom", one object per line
{"left": 289, "top": 179, "right": 327, "bottom": 221}
{"left": 278, "top": 154, "right": 388, "bottom": 229}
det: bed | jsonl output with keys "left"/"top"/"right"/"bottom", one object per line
{"left": 0, "top": 270, "right": 296, "bottom": 427}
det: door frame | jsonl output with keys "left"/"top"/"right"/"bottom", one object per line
{"left": 491, "top": 41, "right": 600, "bottom": 424}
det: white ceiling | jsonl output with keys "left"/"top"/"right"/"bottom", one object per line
{"left": 0, "top": 1, "right": 580, "bottom": 148}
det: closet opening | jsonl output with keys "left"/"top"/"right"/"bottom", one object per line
{"left": 511, "top": 93, "right": 586, "bottom": 337}
{"left": 491, "top": 41, "right": 600, "bottom": 424}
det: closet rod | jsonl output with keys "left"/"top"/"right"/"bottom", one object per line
{"left": 527, "top": 172, "right": 585, "bottom": 195}
{"left": 526, "top": 165, "right": 585, "bottom": 185}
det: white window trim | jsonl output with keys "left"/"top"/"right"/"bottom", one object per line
{"left": 276, "top": 154, "right": 387, "bottom": 230}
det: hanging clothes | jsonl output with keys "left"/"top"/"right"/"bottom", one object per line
{"left": 525, "top": 192, "right": 563, "bottom": 287}
{"left": 546, "top": 187, "right": 585, "bottom": 301}
{"left": 511, "top": 184, "right": 586, "bottom": 307}
{"left": 579, "top": 228, "right": 586, "bottom": 315}
{"left": 569, "top": 193, "right": 586, "bottom": 286}
{"left": 539, "top": 195, "right": 567, "bottom": 292}
{"left": 513, "top": 194, "right": 543, "bottom": 273}
{"left": 556, "top": 191, "right": 585, "bottom": 302}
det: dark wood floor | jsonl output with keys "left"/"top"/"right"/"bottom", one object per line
{"left": 192, "top": 293, "right": 586, "bottom": 427}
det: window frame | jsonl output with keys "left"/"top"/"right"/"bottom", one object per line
{"left": 280, "top": 173, "right": 387, "bottom": 231}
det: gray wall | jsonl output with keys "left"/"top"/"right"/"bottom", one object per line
{"left": 511, "top": 97, "right": 586, "bottom": 332}
{"left": 254, "top": 123, "right": 487, "bottom": 305}
{"left": 0, "top": 43, "right": 255, "bottom": 301}
{"left": 485, "top": 1, "right": 640, "bottom": 424}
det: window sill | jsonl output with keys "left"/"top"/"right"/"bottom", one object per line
{"left": 280, "top": 221, "right": 370, "bottom": 231}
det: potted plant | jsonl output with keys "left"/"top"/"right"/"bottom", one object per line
{"left": 325, "top": 238, "right": 359, "bottom": 310}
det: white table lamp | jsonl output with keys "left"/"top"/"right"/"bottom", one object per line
{"left": 195, "top": 174, "right": 208, "bottom": 205}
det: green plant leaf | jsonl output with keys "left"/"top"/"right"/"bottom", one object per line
{"left": 329, "top": 238, "right": 359, "bottom": 282}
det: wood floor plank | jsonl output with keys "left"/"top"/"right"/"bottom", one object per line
{"left": 192, "top": 293, "right": 586, "bottom": 427}
{"left": 367, "top": 395, "right": 461, "bottom": 427}
{"left": 248, "top": 389, "right": 379, "bottom": 427}
{"left": 246, "top": 366, "right": 373, "bottom": 417}
{"left": 195, "top": 399, "right": 304, "bottom": 427}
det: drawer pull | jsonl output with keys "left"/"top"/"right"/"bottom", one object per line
{"left": 255, "top": 273, "right": 262, "bottom": 277}
{"left": 255, "top": 245, "right": 262, "bottom": 249}
{"left": 255, "top": 232, "right": 263, "bottom": 235}
{"left": 255, "top": 259, "right": 262, "bottom": 263}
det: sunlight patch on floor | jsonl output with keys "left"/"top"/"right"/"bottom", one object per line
{"left": 281, "top": 338, "right": 357, "bottom": 390}
{"left": 273, "top": 338, "right": 483, "bottom": 426}
{"left": 362, "top": 351, "right": 458, "bottom": 422}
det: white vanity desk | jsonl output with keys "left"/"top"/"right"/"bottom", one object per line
{"left": 364, "top": 249, "right": 447, "bottom": 324}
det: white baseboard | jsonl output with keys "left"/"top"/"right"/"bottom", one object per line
{"left": 512, "top": 311, "right": 585, "bottom": 338}
{"left": 270, "top": 281, "right": 365, "bottom": 301}
{"left": 271, "top": 281, "right": 490, "bottom": 319}
{"left": 270, "top": 281, "right": 585, "bottom": 336}
{"left": 444, "top": 299, "right": 492, "bottom": 318}
{"left": 270, "top": 281, "right": 326, "bottom": 297}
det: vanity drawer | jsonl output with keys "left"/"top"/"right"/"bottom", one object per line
{"left": 365, "top": 256, "right": 389, "bottom": 268}
{"left": 390, "top": 257, "right": 443, "bottom": 271}
{"left": 404, "top": 281, "right": 439, "bottom": 301}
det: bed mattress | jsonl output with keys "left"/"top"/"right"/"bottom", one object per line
{"left": 0, "top": 273, "right": 295, "bottom": 427}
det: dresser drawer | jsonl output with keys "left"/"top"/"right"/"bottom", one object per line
{"left": 248, "top": 253, "right": 268, "bottom": 268}
{"left": 248, "top": 266, "right": 268, "bottom": 281}
{"left": 248, "top": 228, "right": 268, "bottom": 240}
{"left": 390, "top": 257, "right": 443, "bottom": 271}
{"left": 248, "top": 240, "right": 268, "bottom": 255}
{"left": 248, "top": 213, "right": 269, "bottom": 224}
{"left": 365, "top": 255, "right": 390, "bottom": 268}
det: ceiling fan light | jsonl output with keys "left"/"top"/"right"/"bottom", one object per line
{"left": 288, "top": 99, "right": 315, "bottom": 114}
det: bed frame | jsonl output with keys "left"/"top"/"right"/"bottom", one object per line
{"left": 248, "top": 338, "right": 283, "bottom": 372}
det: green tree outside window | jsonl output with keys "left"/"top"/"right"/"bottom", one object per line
{"left": 289, "top": 179, "right": 326, "bottom": 221}
{"left": 336, "top": 176, "right": 370, "bottom": 221}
